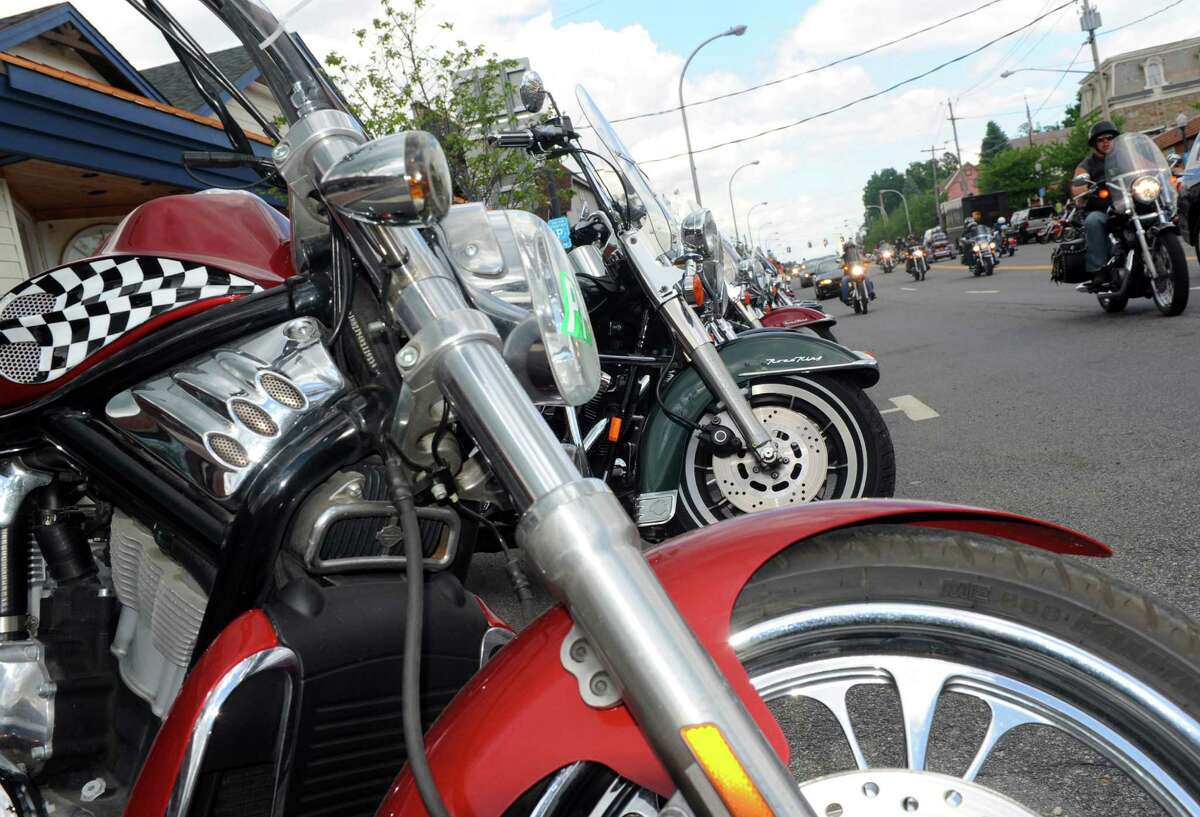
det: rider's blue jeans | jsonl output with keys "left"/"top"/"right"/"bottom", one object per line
{"left": 1084, "top": 210, "right": 1109, "bottom": 273}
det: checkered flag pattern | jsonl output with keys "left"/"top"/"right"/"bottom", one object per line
{"left": 0, "top": 256, "right": 261, "bottom": 385}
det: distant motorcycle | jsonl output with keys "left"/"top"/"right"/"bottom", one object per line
{"left": 844, "top": 262, "right": 871, "bottom": 314}
{"left": 878, "top": 248, "right": 895, "bottom": 273}
{"left": 967, "top": 229, "right": 998, "bottom": 276}
{"left": 1055, "top": 132, "right": 1190, "bottom": 316}
{"left": 906, "top": 246, "right": 928, "bottom": 281}
{"left": 1038, "top": 204, "right": 1079, "bottom": 243}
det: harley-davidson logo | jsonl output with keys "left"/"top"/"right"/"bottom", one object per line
{"left": 763, "top": 355, "right": 824, "bottom": 366}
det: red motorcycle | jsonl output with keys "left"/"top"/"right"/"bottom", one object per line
{"left": 1, "top": 3, "right": 1199, "bottom": 817}
{"left": 1037, "top": 204, "right": 1080, "bottom": 243}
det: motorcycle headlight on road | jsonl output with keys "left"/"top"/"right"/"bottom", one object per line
{"left": 850, "top": 264, "right": 864, "bottom": 278}
{"left": 972, "top": 244, "right": 982, "bottom": 252}
{"left": 1131, "top": 175, "right": 1162, "bottom": 204}
{"left": 988, "top": 242, "right": 996, "bottom": 250}
{"left": 882, "top": 251, "right": 892, "bottom": 259}
{"left": 439, "top": 205, "right": 601, "bottom": 406}
{"left": 913, "top": 249, "right": 923, "bottom": 257}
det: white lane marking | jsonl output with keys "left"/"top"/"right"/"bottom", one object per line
{"left": 901, "top": 287, "right": 917, "bottom": 291}
{"left": 885, "top": 395, "right": 940, "bottom": 421}
{"left": 966, "top": 289, "right": 999, "bottom": 294}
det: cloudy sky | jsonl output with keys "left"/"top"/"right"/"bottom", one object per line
{"left": 10, "top": 0, "right": 1189, "bottom": 255}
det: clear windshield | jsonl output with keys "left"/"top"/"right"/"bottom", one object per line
{"left": 576, "top": 86, "right": 678, "bottom": 259}
{"left": 1106, "top": 133, "right": 1169, "bottom": 182}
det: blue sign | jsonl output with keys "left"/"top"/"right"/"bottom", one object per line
{"left": 1039, "top": 187, "right": 1046, "bottom": 199}
{"left": 548, "top": 216, "right": 572, "bottom": 249}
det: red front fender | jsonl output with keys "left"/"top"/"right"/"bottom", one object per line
{"left": 377, "top": 500, "right": 1109, "bottom": 817}
{"left": 760, "top": 305, "right": 833, "bottom": 331}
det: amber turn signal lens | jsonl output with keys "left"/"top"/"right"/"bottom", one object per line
{"left": 607, "top": 416, "right": 623, "bottom": 443}
{"left": 680, "top": 723, "right": 775, "bottom": 817}
{"left": 692, "top": 274, "right": 705, "bottom": 307}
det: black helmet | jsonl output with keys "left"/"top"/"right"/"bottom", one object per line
{"left": 1088, "top": 120, "right": 1119, "bottom": 146}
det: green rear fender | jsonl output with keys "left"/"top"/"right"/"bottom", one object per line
{"left": 638, "top": 331, "right": 879, "bottom": 494}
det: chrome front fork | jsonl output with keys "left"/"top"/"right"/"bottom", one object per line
{"left": 362, "top": 226, "right": 812, "bottom": 817}
{"left": 658, "top": 296, "right": 777, "bottom": 465}
{"left": 1131, "top": 212, "right": 1159, "bottom": 279}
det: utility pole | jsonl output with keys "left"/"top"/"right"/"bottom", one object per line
{"left": 921, "top": 144, "right": 949, "bottom": 230}
{"left": 947, "top": 98, "right": 964, "bottom": 169}
{"left": 1080, "top": 0, "right": 1112, "bottom": 121}
{"left": 1025, "top": 96, "right": 1035, "bottom": 147}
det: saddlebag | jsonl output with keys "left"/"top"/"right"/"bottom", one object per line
{"left": 1051, "top": 239, "right": 1089, "bottom": 284}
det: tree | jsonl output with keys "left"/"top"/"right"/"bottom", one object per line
{"left": 1060, "top": 92, "right": 1083, "bottom": 130}
{"left": 863, "top": 190, "right": 938, "bottom": 249}
{"left": 324, "top": 0, "right": 549, "bottom": 210}
{"left": 979, "top": 121, "right": 1011, "bottom": 165}
{"left": 940, "top": 152, "right": 960, "bottom": 176}
{"left": 862, "top": 167, "right": 907, "bottom": 212}
{"left": 978, "top": 145, "right": 1045, "bottom": 202}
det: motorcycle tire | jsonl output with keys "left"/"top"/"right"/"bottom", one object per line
{"left": 551, "top": 526, "right": 1200, "bottom": 817}
{"left": 673, "top": 373, "right": 895, "bottom": 531}
{"left": 984, "top": 258, "right": 994, "bottom": 276}
{"left": 1151, "top": 232, "right": 1190, "bottom": 317}
{"left": 852, "top": 299, "right": 862, "bottom": 314}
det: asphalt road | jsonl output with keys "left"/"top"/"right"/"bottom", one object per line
{"left": 459, "top": 241, "right": 1200, "bottom": 815}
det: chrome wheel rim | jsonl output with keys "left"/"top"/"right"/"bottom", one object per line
{"left": 679, "top": 378, "right": 867, "bottom": 525}
{"left": 709, "top": 405, "right": 829, "bottom": 513}
{"left": 733, "top": 603, "right": 1200, "bottom": 817}
{"left": 799, "top": 769, "right": 1037, "bottom": 817}
{"left": 1153, "top": 245, "right": 1175, "bottom": 308}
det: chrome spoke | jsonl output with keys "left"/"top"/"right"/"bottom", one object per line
{"left": 786, "top": 670, "right": 888, "bottom": 770}
{"left": 886, "top": 658, "right": 955, "bottom": 771}
{"left": 956, "top": 686, "right": 1053, "bottom": 782}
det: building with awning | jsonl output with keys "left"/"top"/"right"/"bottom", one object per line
{"left": 0, "top": 3, "right": 278, "bottom": 295}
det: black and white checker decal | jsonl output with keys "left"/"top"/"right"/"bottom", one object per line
{"left": 0, "top": 256, "right": 261, "bottom": 385}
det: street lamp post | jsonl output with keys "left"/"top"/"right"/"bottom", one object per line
{"left": 747, "top": 201, "right": 768, "bottom": 248}
{"left": 679, "top": 25, "right": 748, "bottom": 207}
{"left": 880, "top": 189, "right": 912, "bottom": 235}
{"left": 1000, "top": 65, "right": 1106, "bottom": 122}
{"left": 728, "top": 160, "right": 759, "bottom": 244}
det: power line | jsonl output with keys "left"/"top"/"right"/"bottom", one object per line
{"left": 1032, "top": 42, "right": 1085, "bottom": 119}
{"left": 1099, "top": 0, "right": 1185, "bottom": 36}
{"left": 953, "top": 0, "right": 1057, "bottom": 101}
{"left": 601, "top": 0, "right": 1011, "bottom": 126}
{"left": 640, "top": 0, "right": 1075, "bottom": 165}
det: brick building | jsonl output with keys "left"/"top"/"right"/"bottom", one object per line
{"left": 941, "top": 163, "right": 980, "bottom": 199}
{"left": 1079, "top": 36, "right": 1200, "bottom": 135}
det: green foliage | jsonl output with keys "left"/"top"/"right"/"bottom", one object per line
{"left": 862, "top": 190, "right": 939, "bottom": 250}
{"left": 1060, "top": 92, "right": 1083, "bottom": 129}
{"left": 1040, "top": 109, "right": 1113, "bottom": 203}
{"left": 861, "top": 167, "right": 906, "bottom": 211}
{"left": 979, "top": 121, "right": 1011, "bottom": 165}
{"left": 324, "top": 0, "right": 549, "bottom": 209}
{"left": 978, "top": 144, "right": 1045, "bottom": 202}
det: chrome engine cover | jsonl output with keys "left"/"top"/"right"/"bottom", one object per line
{"left": 104, "top": 317, "right": 345, "bottom": 498}
{"left": 109, "top": 510, "right": 206, "bottom": 717}
{"left": 0, "top": 641, "right": 53, "bottom": 771}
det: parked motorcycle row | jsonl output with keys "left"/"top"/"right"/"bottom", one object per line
{"left": 0, "top": 3, "right": 1198, "bottom": 817}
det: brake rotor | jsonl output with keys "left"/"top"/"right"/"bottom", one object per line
{"left": 798, "top": 769, "right": 1039, "bottom": 817}
{"left": 709, "top": 405, "right": 828, "bottom": 513}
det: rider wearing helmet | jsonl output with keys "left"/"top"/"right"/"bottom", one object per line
{"left": 959, "top": 217, "right": 981, "bottom": 265}
{"left": 1072, "top": 120, "right": 1120, "bottom": 288}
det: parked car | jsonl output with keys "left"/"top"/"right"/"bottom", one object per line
{"left": 1179, "top": 137, "right": 1200, "bottom": 248}
{"left": 1011, "top": 205, "right": 1057, "bottom": 243}
{"left": 922, "top": 227, "right": 955, "bottom": 261}
{"left": 812, "top": 258, "right": 844, "bottom": 300}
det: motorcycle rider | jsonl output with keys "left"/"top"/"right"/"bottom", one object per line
{"left": 1071, "top": 120, "right": 1120, "bottom": 289}
{"left": 840, "top": 238, "right": 876, "bottom": 303}
{"left": 959, "top": 217, "right": 988, "bottom": 266}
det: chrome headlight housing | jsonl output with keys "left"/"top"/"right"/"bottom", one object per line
{"left": 439, "top": 204, "right": 600, "bottom": 406}
{"left": 850, "top": 264, "right": 864, "bottom": 278}
{"left": 681, "top": 208, "right": 723, "bottom": 262}
{"left": 1131, "top": 175, "right": 1162, "bottom": 204}
{"left": 912, "top": 248, "right": 924, "bottom": 257}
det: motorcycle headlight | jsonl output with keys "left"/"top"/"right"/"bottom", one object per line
{"left": 850, "top": 264, "right": 864, "bottom": 277}
{"left": 440, "top": 205, "right": 600, "bottom": 406}
{"left": 1131, "top": 175, "right": 1162, "bottom": 204}
{"left": 681, "top": 208, "right": 723, "bottom": 262}
{"left": 988, "top": 242, "right": 996, "bottom": 250}
{"left": 882, "top": 251, "right": 892, "bottom": 259}
{"left": 973, "top": 244, "right": 981, "bottom": 252}
{"left": 913, "top": 249, "right": 923, "bottom": 257}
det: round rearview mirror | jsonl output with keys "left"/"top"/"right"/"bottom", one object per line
{"left": 519, "top": 71, "right": 547, "bottom": 114}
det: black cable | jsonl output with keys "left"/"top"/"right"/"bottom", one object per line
{"left": 655, "top": 341, "right": 706, "bottom": 433}
{"left": 566, "top": 146, "right": 636, "bottom": 226}
{"left": 328, "top": 232, "right": 357, "bottom": 345}
{"left": 639, "top": 0, "right": 1075, "bottom": 165}
{"left": 597, "top": 0, "right": 1011, "bottom": 126}
{"left": 384, "top": 454, "right": 452, "bottom": 817}
{"left": 1099, "top": 0, "right": 1186, "bottom": 36}
{"left": 455, "top": 502, "right": 536, "bottom": 624}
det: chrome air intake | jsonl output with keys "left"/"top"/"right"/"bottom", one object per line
{"left": 105, "top": 318, "right": 346, "bottom": 498}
